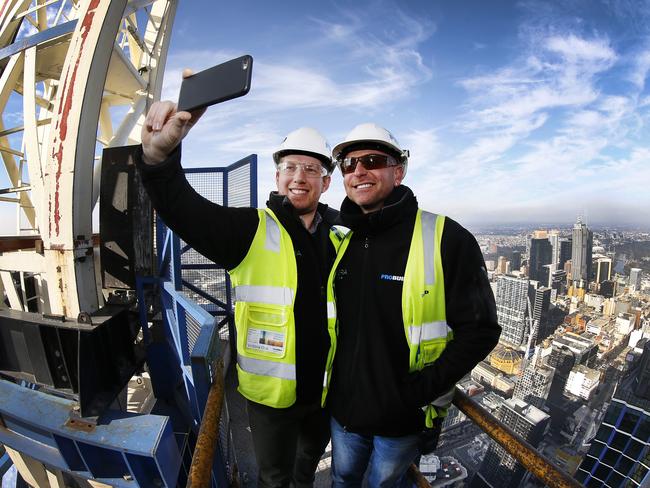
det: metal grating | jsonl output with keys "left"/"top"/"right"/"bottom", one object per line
{"left": 185, "top": 312, "right": 202, "bottom": 359}
{"left": 186, "top": 171, "right": 224, "bottom": 205}
{"left": 228, "top": 164, "right": 251, "bottom": 208}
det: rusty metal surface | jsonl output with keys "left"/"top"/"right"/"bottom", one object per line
{"left": 452, "top": 389, "right": 581, "bottom": 488}
{"left": 187, "top": 360, "right": 225, "bottom": 488}
{"left": 0, "top": 235, "right": 39, "bottom": 252}
{"left": 407, "top": 463, "right": 432, "bottom": 488}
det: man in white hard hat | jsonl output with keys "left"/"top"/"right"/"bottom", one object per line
{"left": 322, "top": 123, "right": 501, "bottom": 486}
{"left": 138, "top": 99, "right": 342, "bottom": 488}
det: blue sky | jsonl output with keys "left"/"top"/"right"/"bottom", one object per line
{"left": 163, "top": 0, "right": 650, "bottom": 228}
{"left": 1, "top": 0, "right": 649, "bottom": 234}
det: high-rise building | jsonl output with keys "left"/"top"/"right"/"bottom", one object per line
{"left": 600, "top": 280, "right": 616, "bottom": 298}
{"left": 497, "top": 256, "right": 508, "bottom": 274}
{"left": 475, "top": 399, "right": 551, "bottom": 488}
{"left": 559, "top": 237, "right": 572, "bottom": 271}
{"left": 551, "top": 269, "right": 568, "bottom": 296}
{"left": 529, "top": 237, "right": 553, "bottom": 282}
{"left": 548, "top": 230, "right": 561, "bottom": 267}
{"left": 571, "top": 217, "right": 593, "bottom": 283}
{"left": 596, "top": 257, "right": 613, "bottom": 284}
{"left": 495, "top": 275, "right": 529, "bottom": 347}
{"left": 564, "top": 365, "right": 600, "bottom": 400}
{"left": 513, "top": 348, "right": 554, "bottom": 409}
{"left": 630, "top": 268, "right": 642, "bottom": 291}
{"left": 511, "top": 250, "right": 522, "bottom": 271}
{"left": 530, "top": 284, "right": 552, "bottom": 342}
{"left": 575, "top": 343, "right": 650, "bottom": 487}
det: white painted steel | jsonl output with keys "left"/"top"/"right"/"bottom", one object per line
{"left": 0, "top": 1, "right": 179, "bottom": 482}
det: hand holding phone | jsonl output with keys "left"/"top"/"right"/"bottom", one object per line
{"left": 177, "top": 55, "right": 253, "bottom": 112}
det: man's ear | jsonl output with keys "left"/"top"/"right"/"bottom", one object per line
{"left": 394, "top": 165, "right": 405, "bottom": 186}
{"left": 321, "top": 175, "right": 331, "bottom": 193}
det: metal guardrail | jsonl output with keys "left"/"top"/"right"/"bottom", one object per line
{"left": 187, "top": 360, "right": 226, "bottom": 488}
{"left": 407, "top": 389, "right": 582, "bottom": 488}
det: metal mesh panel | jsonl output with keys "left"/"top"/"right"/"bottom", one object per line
{"left": 185, "top": 312, "right": 202, "bottom": 358}
{"left": 181, "top": 267, "right": 229, "bottom": 312}
{"left": 186, "top": 171, "right": 224, "bottom": 205}
{"left": 228, "top": 164, "right": 251, "bottom": 208}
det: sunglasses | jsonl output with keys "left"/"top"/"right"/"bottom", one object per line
{"left": 338, "top": 153, "right": 399, "bottom": 175}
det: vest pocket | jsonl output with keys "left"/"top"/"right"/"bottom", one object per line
{"left": 420, "top": 339, "right": 446, "bottom": 366}
{"left": 242, "top": 304, "right": 289, "bottom": 358}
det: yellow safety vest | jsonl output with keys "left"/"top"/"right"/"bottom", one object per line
{"left": 229, "top": 208, "right": 343, "bottom": 408}
{"left": 323, "top": 210, "right": 454, "bottom": 427}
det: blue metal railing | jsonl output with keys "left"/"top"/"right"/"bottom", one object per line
{"left": 0, "top": 154, "right": 257, "bottom": 487}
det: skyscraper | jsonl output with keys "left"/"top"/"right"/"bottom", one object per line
{"left": 529, "top": 284, "right": 552, "bottom": 342}
{"left": 551, "top": 269, "right": 568, "bottom": 296}
{"left": 548, "top": 230, "right": 560, "bottom": 267}
{"left": 497, "top": 256, "right": 508, "bottom": 274}
{"left": 495, "top": 275, "right": 529, "bottom": 347}
{"left": 630, "top": 268, "right": 642, "bottom": 291}
{"left": 575, "top": 343, "right": 650, "bottom": 487}
{"left": 596, "top": 257, "right": 613, "bottom": 284}
{"left": 559, "top": 237, "right": 572, "bottom": 271}
{"left": 475, "top": 398, "right": 551, "bottom": 488}
{"left": 513, "top": 348, "right": 555, "bottom": 409}
{"left": 571, "top": 217, "right": 593, "bottom": 282}
{"left": 529, "top": 237, "right": 553, "bottom": 283}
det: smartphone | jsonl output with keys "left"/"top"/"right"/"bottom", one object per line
{"left": 177, "top": 55, "right": 253, "bottom": 112}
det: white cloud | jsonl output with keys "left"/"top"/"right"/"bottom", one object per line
{"left": 402, "top": 129, "right": 440, "bottom": 172}
{"left": 629, "top": 49, "right": 650, "bottom": 89}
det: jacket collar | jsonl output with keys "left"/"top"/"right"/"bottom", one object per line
{"left": 339, "top": 185, "right": 418, "bottom": 234}
{"left": 267, "top": 191, "right": 335, "bottom": 230}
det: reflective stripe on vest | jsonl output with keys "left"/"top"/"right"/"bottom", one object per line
{"left": 238, "top": 354, "right": 296, "bottom": 381}
{"left": 421, "top": 211, "right": 436, "bottom": 286}
{"left": 265, "top": 212, "right": 281, "bottom": 252}
{"left": 234, "top": 285, "right": 294, "bottom": 306}
{"left": 408, "top": 321, "right": 450, "bottom": 344}
{"left": 327, "top": 301, "right": 336, "bottom": 319}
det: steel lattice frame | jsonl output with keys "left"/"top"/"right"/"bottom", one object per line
{"left": 0, "top": 0, "right": 177, "bottom": 318}
{"left": 0, "top": 2, "right": 178, "bottom": 485}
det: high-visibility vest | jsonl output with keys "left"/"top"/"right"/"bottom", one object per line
{"left": 323, "top": 209, "right": 454, "bottom": 427}
{"left": 230, "top": 208, "right": 343, "bottom": 408}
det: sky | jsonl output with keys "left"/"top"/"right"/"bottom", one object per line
{"left": 162, "top": 0, "right": 650, "bottom": 229}
{"left": 2, "top": 0, "right": 650, "bottom": 234}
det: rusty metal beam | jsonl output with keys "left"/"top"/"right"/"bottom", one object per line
{"left": 452, "top": 389, "right": 581, "bottom": 488}
{"left": 407, "top": 463, "right": 431, "bottom": 488}
{"left": 186, "top": 360, "right": 225, "bottom": 488}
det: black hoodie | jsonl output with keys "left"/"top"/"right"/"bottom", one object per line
{"left": 136, "top": 145, "right": 338, "bottom": 405}
{"left": 328, "top": 185, "right": 501, "bottom": 436}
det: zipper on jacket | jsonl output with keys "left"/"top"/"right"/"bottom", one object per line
{"left": 343, "top": 234, "right": 371, "bottom": 424}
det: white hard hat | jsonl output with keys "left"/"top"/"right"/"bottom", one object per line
{"left": 273, "top": 127, "right": 333, "bottom": 172}
{"left": 332, "top": 123, "right": 409, "bottom": 166}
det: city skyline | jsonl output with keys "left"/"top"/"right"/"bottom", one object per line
{"left": 0, "top": 1, "right": 649, "bottom": 233}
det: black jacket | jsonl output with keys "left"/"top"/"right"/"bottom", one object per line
{"left": 136, "top": 146, "right": 338, "bottom": 405}
{"left": 328, "top": 185, "right": 500, "bottom": 436}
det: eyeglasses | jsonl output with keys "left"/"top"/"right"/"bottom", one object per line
{"left": 338, "top": 154, "right": 399, "bottom": 175}
{"left": 277, "top": 161, "right": 328, "bottom": 178}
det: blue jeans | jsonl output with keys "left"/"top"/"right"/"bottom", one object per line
{"left": 330, "top": 417, "right": 420, "bottom": 488}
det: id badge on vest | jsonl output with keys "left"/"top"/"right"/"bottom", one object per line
{"left": 246, "top": 328, "right": 286, "bottom": 355}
